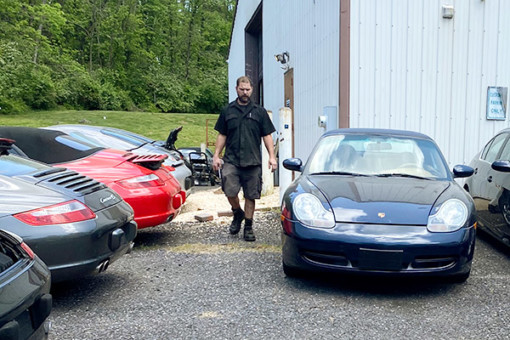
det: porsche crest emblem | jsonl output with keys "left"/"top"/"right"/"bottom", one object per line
{"left": 378, "top": 212, "right": 386, "bottom": 218}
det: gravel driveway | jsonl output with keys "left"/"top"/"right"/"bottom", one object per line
{"left": 48, "top": 208, "right": 510, "bottom": 340}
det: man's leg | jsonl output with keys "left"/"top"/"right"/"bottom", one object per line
{"left": 241, "top": 166, "right": 261, "bottom": 242}
{"left": 227, "top": 195, "right": 244, "bottom": 235}
{"left": 228, "top": 196, "right": 241, "bottom": 210}
{"left": 243, "top": 198, "right": 255, "bottom": 220}
{"left": 222, "top": 163, "right": 244, "bottom": 235}
{"left": 243, "top": 198, "right": 256, "bottom": 241}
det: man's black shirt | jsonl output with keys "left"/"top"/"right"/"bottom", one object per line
{"left": 214, "top": 99, "right": 275, "bottom": 167}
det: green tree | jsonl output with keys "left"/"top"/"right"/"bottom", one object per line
{"left": 0, "top": 0, "right": 235, "bottom": 114}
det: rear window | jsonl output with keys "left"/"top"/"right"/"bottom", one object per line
{"left": 0, "top": 155, "right": 49, "bottom": 176}
{"left": 55, "top": 135, "right": 98, "bottom": 151}
{"left": 65, "top": 130, "right": 135, "bottom": 150}
{"left": 102, "top": 129, "right": 147, "bottom": 147}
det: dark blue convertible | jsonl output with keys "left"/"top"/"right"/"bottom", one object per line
{"left": 280, "top": 128, "right": 476, "bottom": 282}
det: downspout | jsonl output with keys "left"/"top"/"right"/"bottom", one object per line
{"left": 339, "top": 0, "right": 350, "bottom": 128}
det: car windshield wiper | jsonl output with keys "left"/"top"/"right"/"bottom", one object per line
{"left": 311, "top": 171, "right": 370, "bottom": 177}
{"left": 375, "top": 173, "right": 431, "bottom": 180}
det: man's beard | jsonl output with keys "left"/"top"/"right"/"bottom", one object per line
{"left": 238, "top": 95, "right": 250, "bottom": 104}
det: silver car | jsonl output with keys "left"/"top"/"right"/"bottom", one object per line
{"left": 46, "top": 124, "right": 194, "bottom": 195}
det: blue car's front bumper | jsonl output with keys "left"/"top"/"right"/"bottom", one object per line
{"left": 282, "top": 221, "right": 476, "bottom": 277}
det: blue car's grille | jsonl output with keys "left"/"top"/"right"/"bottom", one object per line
{"left": 303, "top": 251, "right": 350, "bottom": 267}
{"left": 302, "top": 250, "right": 458, "bottom": 272}
{"left": 412, "top": 256, "right": 457, "bottom": 269}
{"left": 33, "top": 167, "right": 106, "bottom": 195}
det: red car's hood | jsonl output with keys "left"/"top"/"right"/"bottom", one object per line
{"left": 56, "top": 149, "right": 150, "bottom": 184}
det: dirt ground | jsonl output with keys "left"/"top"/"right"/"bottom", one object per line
{"left": 174, "top": 185, "right": 281, "bottom": 223}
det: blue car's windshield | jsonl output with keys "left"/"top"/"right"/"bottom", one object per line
{"left": 306, "top": 134, "right": 450, "bottom": 180}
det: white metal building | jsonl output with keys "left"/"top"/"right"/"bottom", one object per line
{"left": 228, "top": 0, "right": 510, "bottom": 167}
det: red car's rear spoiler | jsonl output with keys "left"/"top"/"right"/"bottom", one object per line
{"left": 123, "top": 153, "right": 168, "bottom": 170}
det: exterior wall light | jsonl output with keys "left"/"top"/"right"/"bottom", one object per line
{"left": 274, "top": 51, "right": 290, "bottom": 70}
{"left": 442, "top": 5, "right": 454, "bottom": 19}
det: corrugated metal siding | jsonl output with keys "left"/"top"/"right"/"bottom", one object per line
{"left": 230, "top": 1, "right": 339, "bottom": 161}
{"left": 351, "top": 0, "right": 510, "bottom": 166}
{"left": 262, "top": 1, "right": 340, "bottom": 160}
{"left": 230, "top": 0, "right": 510, "bottom": 166}
{"left": 228, "top": 0, "right": 262, "bottom": 101}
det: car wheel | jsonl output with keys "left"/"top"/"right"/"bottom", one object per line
{"left": 499, "top": 192, "right": 510, "bottom": 225}
{"left": 282, "top": 261, "right": 304, "bottom": 278}
{"left": 448, "top": 271, "right": 470, "bottom": 283}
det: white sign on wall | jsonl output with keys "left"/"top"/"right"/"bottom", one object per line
{"left": 486, "top": 87, "right": 508, "bottom": 120}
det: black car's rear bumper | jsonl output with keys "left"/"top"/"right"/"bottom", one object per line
{"left": 2, "top": 212, "right": 137, "bottom": 283}
{"left": 45, "top": 220, "right": 137, "bottom": 282}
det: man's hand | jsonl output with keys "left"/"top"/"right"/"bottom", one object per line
{"left": 262, "top": 134, "right": 277, "bottom": 173}
{"left": 213, "top": 134, "right": 226, "bottom": 172}
{"left": 213, "top": 155, "right": 223, "bottom": 172}
{"left": 268, "top": 158, "right": 277, "bottom": 173}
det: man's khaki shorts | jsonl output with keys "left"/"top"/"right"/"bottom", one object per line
{"left": 221, "top": 162, "right": 262, "bottom": 200}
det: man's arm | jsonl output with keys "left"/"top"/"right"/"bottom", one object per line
{"left": 262, "top": 134, "right": 277, "bottom": 172}
{"left": 212, "top": 133, "right": 226, "bottom": 171}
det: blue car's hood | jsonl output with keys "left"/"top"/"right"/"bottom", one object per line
{"left": 307, "top": 176, "right": 450, "bottom": 225}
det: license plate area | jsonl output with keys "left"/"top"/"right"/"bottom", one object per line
{"left": 358, "top": 248, "right": 403, "bottom": 271}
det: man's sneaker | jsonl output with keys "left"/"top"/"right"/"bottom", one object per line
{"left": 229, "top": 208, "right": 245, "bottom": 235}
{"left": 243, "top": 226, "right": 256, "bottom": 242}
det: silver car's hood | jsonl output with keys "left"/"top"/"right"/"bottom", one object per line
{"left": 0, "top": 176, "right": 68, "bottom": 217}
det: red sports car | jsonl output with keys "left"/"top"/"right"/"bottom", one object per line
{"left": 0, "top": 127, "right": 186, "bottom": 229}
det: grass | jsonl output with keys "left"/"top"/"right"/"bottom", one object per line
{"left": 164, "top": 243, "right": 281, "bottom": 254}
{"left": 0, "top": 110, "right": 220, "bottom": 149}
{"left": 133, "top": 243, "right": 281, "bottom": 253}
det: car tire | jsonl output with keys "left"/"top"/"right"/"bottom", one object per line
{"left": 448, "top": 271, "right": 470, "bottom": 283}
{"left": 282, "top": 261, "right": 304, "bottom": 278}
{"left": 498, "top": 191, "right": 510, "bottom": 225}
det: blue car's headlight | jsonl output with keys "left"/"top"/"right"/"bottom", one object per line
{"left": 427, "top": 199, "right": 468, "bottom": 232}
{"left": 293, "top": 193, "right": 335, "bottom": 228}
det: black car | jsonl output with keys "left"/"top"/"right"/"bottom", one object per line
{"left": 178, "top": 147, "right": 219, "bottom": 186}
{"left": 465, "top": 128, "right": 510, "bottom": 247}
{"left": 0, "top": 229, "right": 52, "bottom": 340}
{"left": 178, "top": 147, "right": 214, "bottom": 166}
{"left": 281, "top": 128, "right": 476, "bottom": 282}
{"left": 0, "top": 138, "right": 137, "bottom": 282}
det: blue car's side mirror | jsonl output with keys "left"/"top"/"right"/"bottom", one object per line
{"left": 453, "top": 165, "right": 474, "bottom": 178}
{"left": 283, "top": 158, "right": 303, "bottom": 172}
{"left": 491, "top": 160, "right": 510, "bottom": 173}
